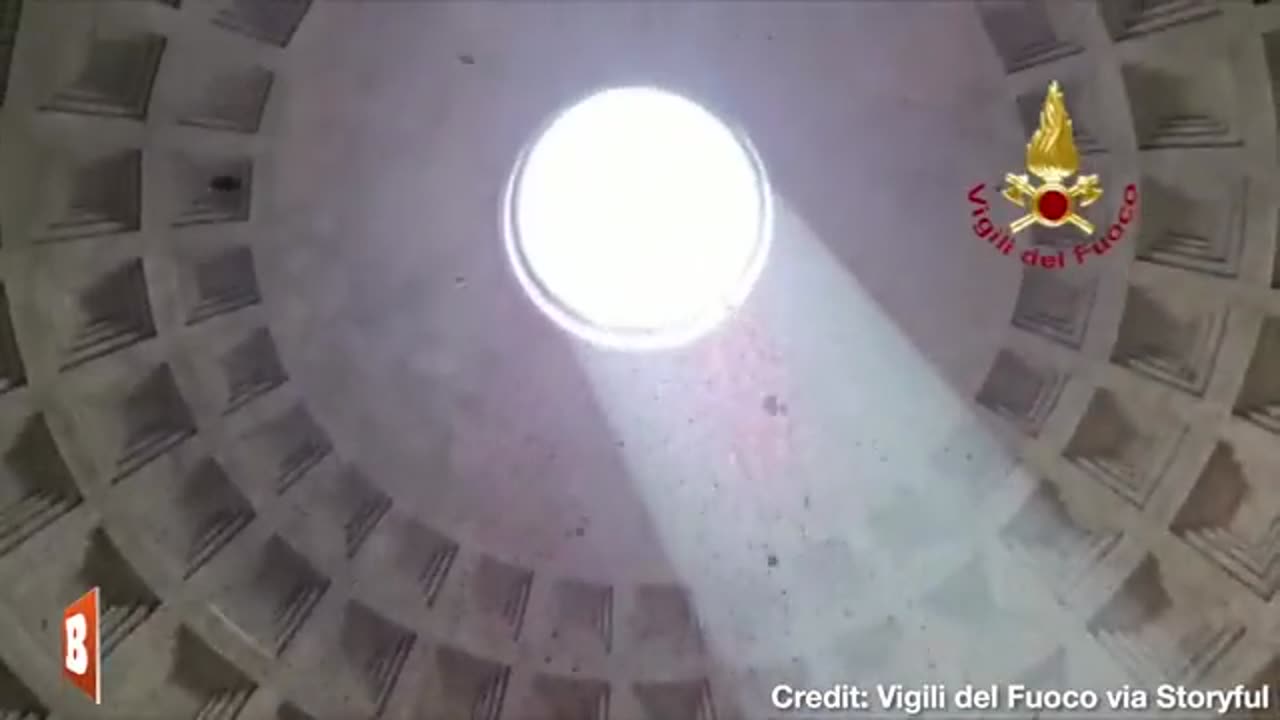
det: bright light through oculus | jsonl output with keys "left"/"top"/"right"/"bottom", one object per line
{"left": 503, "top": 86, "right": 773, "bottom": 350}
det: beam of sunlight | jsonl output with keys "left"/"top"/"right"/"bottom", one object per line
{"left": 571, "top": 196, "right": 1126, "bottom": 710}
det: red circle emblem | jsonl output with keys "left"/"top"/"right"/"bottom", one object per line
{"left": 1037, "top": 189, "right": 1070, "bottom": 222}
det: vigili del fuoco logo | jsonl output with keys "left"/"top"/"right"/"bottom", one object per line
{"left": 968, "top": 81, "right": 1138, "bottom": 270}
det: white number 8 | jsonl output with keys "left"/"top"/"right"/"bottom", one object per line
{"left": 65, "top": 613, "right": 87, "bottom": 675}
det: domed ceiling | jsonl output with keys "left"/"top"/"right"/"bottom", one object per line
{"left": 1, "top": 1, "right": 1279, "bottom": 719}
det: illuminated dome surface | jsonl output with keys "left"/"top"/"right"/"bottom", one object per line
{"left": 505, "top": 86, "right": 772, "bottom": 350}
{"left": 1, "top": 2, "right": 1280, "bottom": 719}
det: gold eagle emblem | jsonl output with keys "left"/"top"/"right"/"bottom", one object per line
{"left": 1001, "top": 81, "right": 1102, "bottom": 235}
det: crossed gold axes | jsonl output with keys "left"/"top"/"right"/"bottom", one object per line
{"left": 1001, "top": 173, "right": 1103, "bottom": 235}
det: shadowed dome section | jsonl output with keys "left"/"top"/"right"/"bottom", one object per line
{"left": 503, "top": 86, "right": 773, "bottom": 351}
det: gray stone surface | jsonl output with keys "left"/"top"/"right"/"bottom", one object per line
{"left": 0, "top": 1, "right": 1277, "bottom": 719}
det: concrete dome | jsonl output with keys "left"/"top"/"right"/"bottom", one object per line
{"left": 0, "top": 1, "right": 1279, "bottom": 718}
